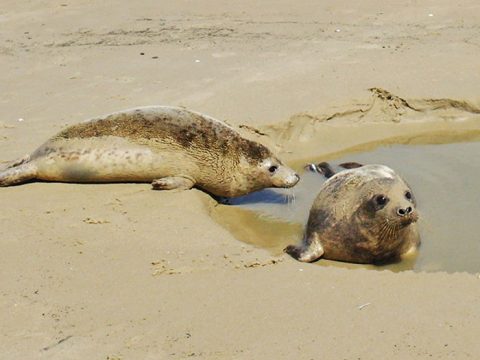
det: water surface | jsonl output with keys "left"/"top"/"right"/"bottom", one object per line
{"left": 214, "top": 141, "right": 480, "bottom": 273}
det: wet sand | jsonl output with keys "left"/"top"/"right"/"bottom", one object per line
{"left": 1, "top": 1, "right": 480, "bottom": 359}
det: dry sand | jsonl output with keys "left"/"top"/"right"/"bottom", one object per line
{"left": 1, "top": 1, "right": 480, "bottom": 359}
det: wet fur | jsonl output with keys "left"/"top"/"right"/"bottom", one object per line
{"left": 286, "top": 165, "right": 420, "bottom": 264}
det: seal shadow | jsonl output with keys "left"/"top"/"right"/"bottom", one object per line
{"left": 214, "top": 188, "right": 290, "bottom": 206}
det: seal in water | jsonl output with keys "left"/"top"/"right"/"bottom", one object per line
{"left": 285, "top": 163, "right": 419, "bottom": 264}
{"left": 0, "top": 106, "right": 299, "bottom": 197}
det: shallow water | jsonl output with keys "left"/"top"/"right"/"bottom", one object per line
{"left": 214, "top": 141, "right": 480, "bottom": 273}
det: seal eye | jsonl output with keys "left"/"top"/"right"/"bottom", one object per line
{"left": 268, "top": 165, "right": 278, "bottom": 174}
{"left": 374, "top": 194, "right": 388, "bottom": 207}
{"left": 405, "top": 190, "right": 412, "bottom": 200}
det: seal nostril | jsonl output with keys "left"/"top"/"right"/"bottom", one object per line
{"left": 397, "top": 207, "right": 413, "bottom": 216}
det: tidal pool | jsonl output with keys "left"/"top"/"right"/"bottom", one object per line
{"left": 213, "top": 141, "right": 480, "bottom": 273}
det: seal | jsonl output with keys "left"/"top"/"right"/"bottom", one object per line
{"left": 0, "top": 106, "right": 299, "bottom": 197}
{"left": 285, "top": 163, "right": 419, "bottom": 264}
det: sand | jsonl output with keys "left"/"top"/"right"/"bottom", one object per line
{"left": 1, "top": 1, "right": 480, "bottom": 359}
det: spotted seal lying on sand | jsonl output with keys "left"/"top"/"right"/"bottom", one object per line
{"left": 0, "top": 106, "right": 299, "bottom": 197}
{"left": 285, "top": 163, "right": 419, "bottom": 264}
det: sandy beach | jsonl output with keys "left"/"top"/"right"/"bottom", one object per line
{"left": 1, "top": 1, "right": 480, "bottom": 359}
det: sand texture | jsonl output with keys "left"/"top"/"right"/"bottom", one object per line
{"left": 1, "top": 1, "right": 480, "bottom": 359}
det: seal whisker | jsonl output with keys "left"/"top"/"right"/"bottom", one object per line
{"left": 288, "top": 188, "right": 296, "bottom": 207}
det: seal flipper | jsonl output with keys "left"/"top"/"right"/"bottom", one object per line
{"left": 306, "top": 161, "right": 365, "bottom": 179}
{"left": 151, "top": 176, "right": 195, "bottom": 191}
{"left": 305, "top": 162, "right": 336, "bottom": 178}
{"left": 316, "top": 162, "right": 336, "bottom": 178}
{"left": 284, "top": 232, "right": 324, "bottom": 263}
{"left": 0, "top": 161, "right": 38, "bottom": 186}
{"left": 339, "top": 162, "right": 364, "bottom": 169}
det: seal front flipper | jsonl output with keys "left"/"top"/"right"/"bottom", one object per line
{"left": 151, "top": 176, "right": 195, "bottom": 191}
{"left": 284, "top": 233, "right": 324, "bottom": 263}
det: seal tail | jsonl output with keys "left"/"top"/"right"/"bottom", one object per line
{"left": 0, "top": 156, "right": 38, "bottom": 186}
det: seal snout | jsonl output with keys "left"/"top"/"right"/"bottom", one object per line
{"left": 293, "top": 172, "right": 300, "bottom": 183}
{"left": 396, "top": 206, "right": 413, "bottom": 217}
{"left": 285, "top": 172, "right": 300, "bottom": 187}
{"left": 397, "top": 207, "right": 419, "bottom": 225}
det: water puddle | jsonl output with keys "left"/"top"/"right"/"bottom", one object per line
{"left": 212, "top": 141, "right": 480, "bottom": 273}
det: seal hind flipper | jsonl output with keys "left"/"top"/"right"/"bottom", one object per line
{"left": 151, "top": 176, "right": 195, "bottom": 191}
{"left": 0, "top": 161, "right": 38, "bottom": 186}
{"left": 304, "top": 163, "right": 321, "bottom": 173}
{"left": 304, "top": 162, "right": 336, "bottom": 178}
{"left": 306, "top": 161, "right": 364, "bottom": 178}
{"left": 316, "top": 162, "right": 336, "bottom": 179}
{"left": 339, "top": 162, "right": 364, "bottom": 169}
{"left": 284, "top": 233, "right": 324, "bottom": 263}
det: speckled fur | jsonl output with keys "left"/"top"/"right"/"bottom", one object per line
{"left": 54, "top": 107, "right": 270, "bottom": 165}
{"left": 0, "top": 106, "right": 299, "bottom": 197}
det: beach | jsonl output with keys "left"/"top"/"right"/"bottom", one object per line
{"left": 1, "top": 1, "right": 480, "bottom": 359}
